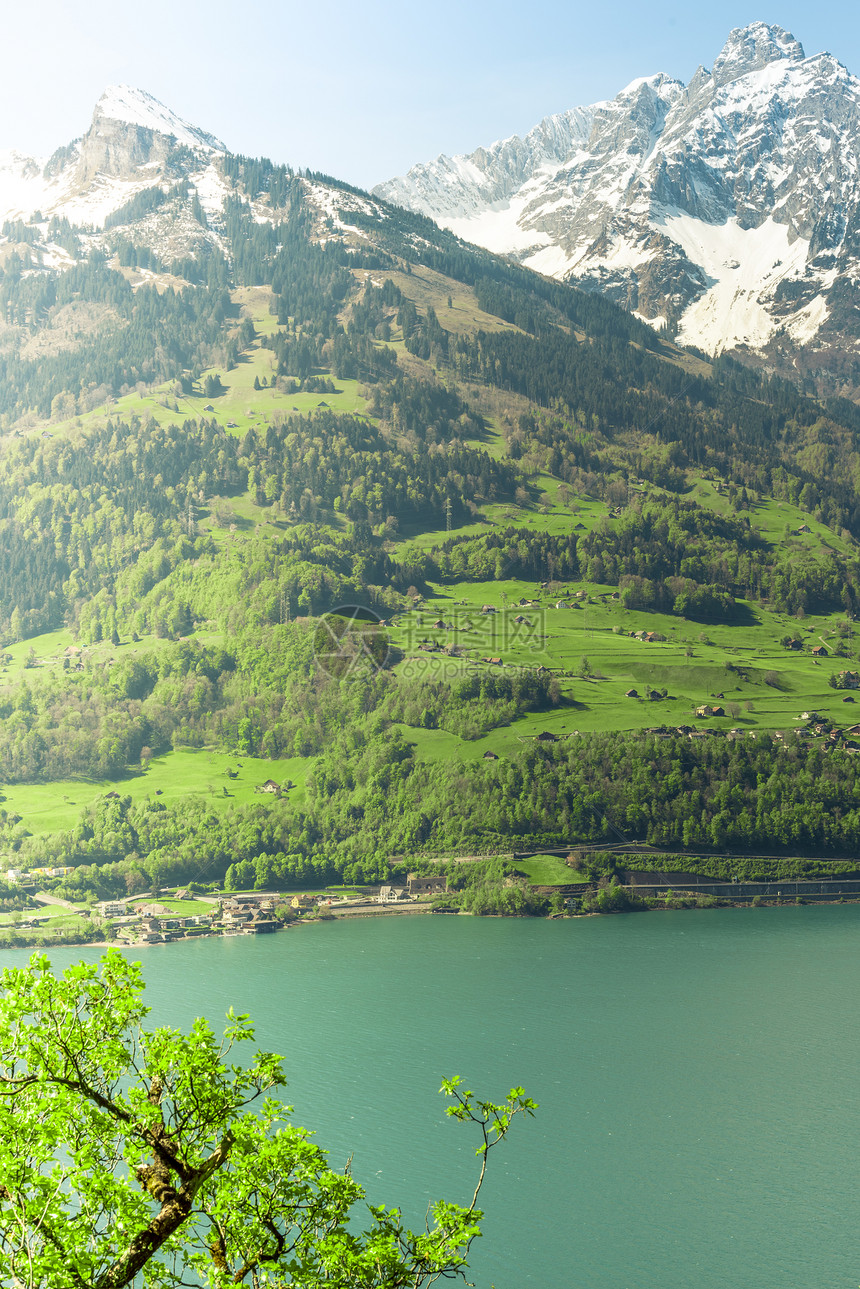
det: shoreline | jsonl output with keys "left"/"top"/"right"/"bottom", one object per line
{"left": 5, "top": 894, "right": 860, "bottom": 952}
{"left": 0, "top": 899, "right": 441, "bottom": 952}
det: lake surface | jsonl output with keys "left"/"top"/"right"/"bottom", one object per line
{"left": 5, "top": 906, "right": 860, "bottom": 1288}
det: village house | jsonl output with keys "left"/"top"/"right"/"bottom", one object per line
{"left": 811, "top": 645, "right": 828, "bottom": 657}
{"left": 245, "top": 910, "right": 279, "bottom": 933}
{"left": 378, "top": 886, "right": 412, "bottom": 904}
{"left": 290, "top": 894, "right": 316, "bottom": 911}
{"left": 222, "top": 908, "right": 253, "bottom": 926}
{"left": 260, "top": 779, "right": 280, "bottom": 794}
{"left": 96, "top": 901, "right": 129, "bottom": 918}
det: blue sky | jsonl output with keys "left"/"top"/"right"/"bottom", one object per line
{"left": 2, "top": 1, "right": 857, "bottom": 187}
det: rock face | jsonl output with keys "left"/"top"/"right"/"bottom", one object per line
{"left": 375, "top": 23, "right": 860, "bottom": 389}
{"left": 75, "top": 86, "right": 225, "bottom": 185}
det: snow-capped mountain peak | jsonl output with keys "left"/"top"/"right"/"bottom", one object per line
{"left": 710, "top": 22, "right": 805, "bottom": 86}
{"left": 0, "top": 84, "right": 231, "bottom": 230}
{"left": 375, "top": 22, "right": 860, "bottom": 389}
{"left": 94, "top": 85, "right": 226, "bottom": 152}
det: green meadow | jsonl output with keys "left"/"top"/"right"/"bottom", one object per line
{"left": 126, "top": 896, "right": 215, "bottom": 915}
{"left": 0, "top": 749, "right": 315, "bottom": 837}
{"left": 388, "top": 577, "right": 859, "bottom": 741}
{"left": 513, "top": 855, "right": 588, "bottom": 885}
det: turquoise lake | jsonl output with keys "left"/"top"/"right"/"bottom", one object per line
{"left": 5, "top": 906, "right": 860, "bottom": 1288}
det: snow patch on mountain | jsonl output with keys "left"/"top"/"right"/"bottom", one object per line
{"left": 0, "top": 151, "right": 55, "bottom": 223}
{"left": 304, "top": 183, "right": 389, "bottom": 246}
{"left": 192, "top": 163, "right": 232, "bottom": 221}
{"left": 65, "top": 177, "right": 163, "bottom": 228}
{"left": 446, "top": 194, "right": 554, "bottom": 257}
{"left": 661, "top": 213, "right": 810, "bottom": 350}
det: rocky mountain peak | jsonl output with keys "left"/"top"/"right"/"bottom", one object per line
{"left": 92, "top": 85, "right": 226, "bottom": 153}
{"left": 375, "top": 23, "right": 860, "bottom": 390}
{"left": 0, "top": 84, "right": 230, "bottom": 229}
{"left": 710, "top": 22, "right": 805, "bottom": 87}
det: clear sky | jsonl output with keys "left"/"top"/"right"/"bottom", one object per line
{"left": 1, "top": 1, "right": 857, "bottom": 188}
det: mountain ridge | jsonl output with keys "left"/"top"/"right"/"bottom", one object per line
{"left": 374, "top": 22, "right": 860, "bottom": 393}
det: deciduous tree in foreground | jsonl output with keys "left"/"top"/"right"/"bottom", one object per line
{"left": 0, "top": 951, "right": 535, "bottom": 1288}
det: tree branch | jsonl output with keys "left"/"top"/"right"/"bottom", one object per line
{"left": 95, "top": 1131, "right": 234, "bottom": 1289}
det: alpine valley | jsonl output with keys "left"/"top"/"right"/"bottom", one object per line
{"left": 3, "top": 39, "right": 860, "bottom": 933}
